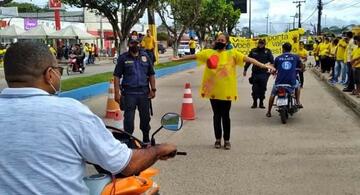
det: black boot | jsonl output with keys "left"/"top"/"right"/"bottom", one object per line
{"left": 259, "top": 99, "right": 265, "bottom": 109}
{"left": 251, "top": 99, "right": 257, "bottom": 109}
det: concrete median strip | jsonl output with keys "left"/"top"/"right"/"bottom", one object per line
{"left": 311, "top": 68, "right": 360, "bottom": 116}
{"left": 59, "top": 61, "right": 197, "bottom": 101}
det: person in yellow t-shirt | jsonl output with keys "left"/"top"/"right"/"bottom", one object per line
{"left": 333, "top": 37, "right": 348, "bottom": 84}
{"left": 48, "top": 45, "right": 57, "bottom": 57}
{"left": 172, "top": 33, "right": 275, "bottom": 150}
{"left": 350, "top": 35, "right": 360, "bottom": 97}
{"left": 297, "top": 41, "right": 308, "bottom": 88}
{"left": 82, "top": 43, "right": 91, "bottom": 66}
{"left": 329, "top": 38, "right": 339, "bottom": 82}
{"left": 189, "top": 37, "right": 196, "bottom": 55}
{"left": 343, "top": 32, "right": 357, "bottom": 92}
{"left": 313, "top": 38, "right": 321, "bottom": 68}
{"left": 0, "top": 45, "right": 6, "bottom": 67}
{"left": 141, "top": 29, "right": 156, "bottom": 63}
{"left": 318, "top": 37, "right": 331, "bottom": 73}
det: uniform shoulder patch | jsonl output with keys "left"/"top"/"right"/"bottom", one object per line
{"left": 141, "top": 56, "right": 148, "bottom": 62}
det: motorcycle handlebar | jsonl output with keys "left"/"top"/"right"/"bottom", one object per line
{"left": 167, "top": 151, "right": 187, "bottom": 158}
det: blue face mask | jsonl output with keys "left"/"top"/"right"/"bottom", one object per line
{"left": 49, "top": 69, "right": 61, "bottom": 96}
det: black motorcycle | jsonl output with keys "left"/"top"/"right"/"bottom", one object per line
{"left": 275, "top": 84, "right": 300, "bottom": 124}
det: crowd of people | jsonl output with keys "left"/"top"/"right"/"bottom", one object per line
{"left": 313, "top": 31, "right": 360, "bottom": 97}
{"left": 56, "top": 42, "right": 99, "bottom": 65}
{"left": 0, "top": 27, "right": 358, "bottom": 194}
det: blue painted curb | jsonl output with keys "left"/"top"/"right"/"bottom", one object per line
{"left": 59, "top": 61, "right": 197, "bottom": 101}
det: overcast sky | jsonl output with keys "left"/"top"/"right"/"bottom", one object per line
{"left": 238, "top": 0, "right": 360, "bottom": 34}
{"left": 14, "top": 0, "right": 360, "bottom": 34}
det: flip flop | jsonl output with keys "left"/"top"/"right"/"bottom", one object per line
{"left": 266, "top": 112, "right": 272, "bottom": 117}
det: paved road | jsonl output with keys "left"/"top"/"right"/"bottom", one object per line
{"left": 84, "top": 66, "right": 360, "bottom": 195}
{"left": 0, "top": 48, "right": 174, "bottom": 90}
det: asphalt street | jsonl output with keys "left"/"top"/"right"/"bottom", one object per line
{"left": 83, "top": 66, "right": 360, "bottom": 195}
{"left": 0, "top": 48, "right": 173, "bottom": 90}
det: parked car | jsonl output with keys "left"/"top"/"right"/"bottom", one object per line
{"left": 177, "top": 45, "right": 199, "bottom": 57}
{"left": 177, "top": 45, "right": 190, "bottom": 57}
{"left": 158, "top": 43, "right": 166, "bottom": 54}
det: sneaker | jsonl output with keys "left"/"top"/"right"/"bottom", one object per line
{"left": 224, "top": 141, "right": 231, "bottom": 150}
{"left": 328, "top": 80, "right": 336, "bottom": 85}
{"left": 214, "top": 140, "right": 221, "bottom": 149}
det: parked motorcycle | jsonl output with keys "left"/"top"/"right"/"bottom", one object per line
{"left": 84, "top": 113, "right": 186, "bottom": 195}
{"left": 66, "top": 54, "right": 85, "bottom": 75}
{"left": 275, "top": 84, "right": 300, "bottom": 124}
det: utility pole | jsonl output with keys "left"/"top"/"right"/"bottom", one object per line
{"left": 290, "top": 15, "right": 296, "bottom": 29}
{"left": 317, "top": 0, "right": 322, "bottom": 35}
{"left": 293, "top": 1, "right": 305, "bottom": 28}
{"left": 248, "top": 0, "right": 252, "bottom": 38}
{"left": 265, "top": 14, "right": 269, "bottom": 34}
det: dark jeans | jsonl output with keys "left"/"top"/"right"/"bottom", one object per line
{"left": 145, "top": 49, "right": 155, "bottom": 64}
{"left": 329, "top": 57, "right": 335, "bottom": 78}
{"left": 210, "top": 99, "right": 231, "bottom": 141}
{"left": 320, "top": 56, "right": 330, "bottom": 73}
{"left": 123, "top": 94, "right": 151, "bottom": 142}
{"left": 190, "top": 48, "right": 196, "bottom": 55}
{"left": 346, "top": 62, "right": 354, "bottom": 90}
{"left": 251, "top": 73, "right": 270, "bottom": 101}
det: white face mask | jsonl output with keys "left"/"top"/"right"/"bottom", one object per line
{"left": 49, "top": 69, "right": 62, "bottom": 96}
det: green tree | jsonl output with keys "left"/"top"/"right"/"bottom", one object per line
{"left": 3, "top": 2, "right": 49, "bottom": 13}
{"left": 155, "top": 0, "right": 204, "bottom": 56}
{"left": 0, "top": 0, "right": 12, "bottom": 7}
{"left": 192, "top": 0, "right": 240, "bottom": 48}
{"left": 222, "top": 2, "right": 241, "bottom": 34}
{"left": 62, "top": 0, "right": 155, "bottom": 51}
{"left": 157, "top": 32, "right": 168, "bottom": 41}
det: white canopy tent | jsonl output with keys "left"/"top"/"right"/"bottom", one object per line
{"left": 18, "top": 24, "right": 55, "bottom": 39}
{"left": 48, "top": 25, "right": 97, "bottom": 40}
{"left": 0, "top": 24, "right": 25, "bottom": 38}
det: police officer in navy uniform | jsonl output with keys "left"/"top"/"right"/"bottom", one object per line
{"left": 113, "top": 34, "right": 156, "bottom": 144}
{"left": 243, "top": 39, "right": 274, "bottom": 109}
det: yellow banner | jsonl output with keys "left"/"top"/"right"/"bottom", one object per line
{"left": 230, "top": 29, "right": 304, "bottom": 56}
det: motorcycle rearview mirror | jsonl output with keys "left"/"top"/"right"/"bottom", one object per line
{"left": 161, "top": 113, "right": 183, "bottom": 131}
{"left": 151, "top": 113, "right": 183, "bottom": 146}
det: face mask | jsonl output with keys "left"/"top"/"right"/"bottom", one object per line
{"left": 49, "top": 69, "right": 61, "bottom": 96}
{"left": 214, "top": 42, "right": 226, "bottom": 50}
{"left": 129, "top": 46, "right": 139, "bottom": 53}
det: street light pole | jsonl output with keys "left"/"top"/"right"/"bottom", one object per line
{"left": 265, "top": 14, "right": 269, "bottom": 34}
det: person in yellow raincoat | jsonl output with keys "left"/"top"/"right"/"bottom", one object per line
{"left": 173, "top": 33, "right": 275, "bottom": 150}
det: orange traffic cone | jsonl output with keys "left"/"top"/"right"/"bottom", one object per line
{"left": 105, "top": 79, "right": 122, "bottom": 121}
{"left": 181, "top": 83, "right": 195, "bottom": 120}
